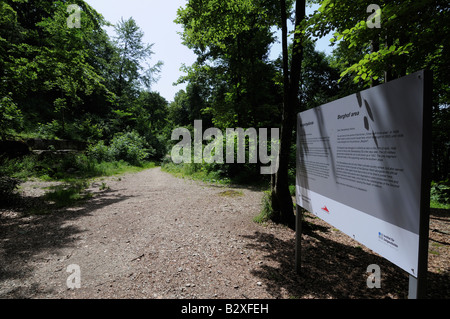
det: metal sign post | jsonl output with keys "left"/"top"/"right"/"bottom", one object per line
{"left": 295, "top": 204, "right": 302, "bottom": 275}
{"left": 409, "top": 70, "right": 432, "bottom": 299}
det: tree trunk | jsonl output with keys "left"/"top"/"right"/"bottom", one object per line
{"left": 271, "top": 0, "right": 305, "bottom": 229}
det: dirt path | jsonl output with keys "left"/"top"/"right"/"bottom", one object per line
{"left": 0, "top": 167, "right": 279, "bottom": 299}
{"left": 1, "top": 167, "right": 449, "bottom": 299}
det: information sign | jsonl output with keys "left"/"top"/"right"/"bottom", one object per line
{"left": 296, "top": 70, "right": 431, "bottom": 278}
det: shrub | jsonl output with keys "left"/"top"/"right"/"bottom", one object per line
{"left": 109, "top": 131, "right": 149, "bottom": 165}
{"left": 87, "top": 140, "right": 113, "bottom": 163}
{"left": 431, "top": 180, "right": 450, "bottom": 205}
{"left": 0, "top": 155, "right": 37, "bottom": 180}
{"left": 36, "top": 120, "right": 61, "bottom": 139}
{"left": 87, "top": 131, "right": 150, "bottom": 166}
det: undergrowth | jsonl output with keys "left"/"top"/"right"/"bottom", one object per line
{"left": 161, "top": 161, "right": 231, "bottom": 185}
{"left": 0, "top": 153, "right": 156, "bottom": 210}
{"left": 0, "top": 154, "right": 155, "bottom": 182}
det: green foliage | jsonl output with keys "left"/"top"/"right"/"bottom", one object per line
{"left": 0, "top": 1, "right": 166, "bottom": 209}
{"left": 0, "top": 155, "right": 38, "bottom": 180}
{"left": 0, "top": 1, "right": 169, "bottom": 149}
{"left": 87, "top": 140, "right": 113, "bottom": 163}
{"left": 431, "top": 180, "right": 450, "bottom": 206}
{"left": 111, "top": 17, "right": 163, "bottom": 103}
{"left": 87, "top": 131, "right": 151, "bottom": 166}
{"left": 1, "top": 151, "right": 156, "bottom": 184}
{"left": 35, "top": 120, "right": 62, "bottom": 140}
{"left": 0, "top": 95, "right": 23, "bottom": 139}
{"left": 300, "top": 38, "right": 362, "bottom": 110}
{"left": 308, "top": 0, "right": 450, "bottom": 91}
{"left": 1, "top": 0, "right": 115, "bottom": 138}
{"left": 108, "top": 131, "right": 149, "bottom": 165}
{"left": 175, "top": 0, "right": 283, "bottom": 130}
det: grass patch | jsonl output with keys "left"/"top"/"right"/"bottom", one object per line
{"left": 1, "top": 154, "right": 156, "bottom": 182}
{"left": 218, "top": 190, "right": 244, "bottom": 197}
{"left": 0, "top": 153, "right": 157, "bottom": 212}
{"left": 87, "top": 160, "right": 156, "bottom": 178}
{"left": 43, "top": 181, "right": 92, "bottom": 209}
{"left": 253, "top": 190, "right": 273, "bottom": 224}
{"left": 429, "top": 250, "right": 440, "bottom": 256}
{"left": 161, "top": 162, "right": 231, "bottom": 185}
{"left": 430, "top": 200, "right": 450, "bottom": 210}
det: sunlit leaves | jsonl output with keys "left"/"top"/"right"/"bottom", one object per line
{"left": 308, "top": 0, "right": 449, "bottom": 87}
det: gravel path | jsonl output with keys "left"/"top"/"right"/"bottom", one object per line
{"left": 1, "top": 167, "right": 449, "bottom": 299}
{"left": 0, "top": 167, "right": 279, "bottom": 299}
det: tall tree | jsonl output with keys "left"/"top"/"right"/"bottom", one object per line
{"left": 175, "top": 0, "right": 283, "bottom": 130}
{"left": 176, "top": 0, "right": 308, "bottom": 226}
{"left": 112, "top": 17, "right": 162, "bottom": 99}
{"left": 270, "top": 0, "right": 305, "bottom": 227}
{"left": 109, "top": 17, "right": 163, "bottom": 131}
{"left": 0, "top": 0, "right": 113, "bottom": 137}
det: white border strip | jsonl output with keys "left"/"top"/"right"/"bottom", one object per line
{"left": 297, "top": 186, "right": 419, "bottom": 277}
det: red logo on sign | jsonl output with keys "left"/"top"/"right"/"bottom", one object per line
{"left": 321, "top": 206, "right": 330, "bottom": 213}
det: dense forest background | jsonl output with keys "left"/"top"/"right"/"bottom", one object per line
{"left": 1, "top": 0, "right": 449, "bottom": 220}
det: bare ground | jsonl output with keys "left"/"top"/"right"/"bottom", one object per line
{"left": 0, "top": 167, "right": 449, "bottom": 299}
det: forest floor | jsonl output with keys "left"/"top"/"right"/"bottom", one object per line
{"left": 0, "top": 167, "right": 449, "bottom": 299}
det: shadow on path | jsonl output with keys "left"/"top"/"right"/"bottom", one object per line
{"left": 242, "top": 215, "right": 449, "bottom": 299}
{"left": 0, "top": 188, "right": 134, "bottom": 298}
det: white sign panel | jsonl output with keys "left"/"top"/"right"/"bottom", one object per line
{"left": 296, "top": 71, "right": 429, "bottom": 277}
